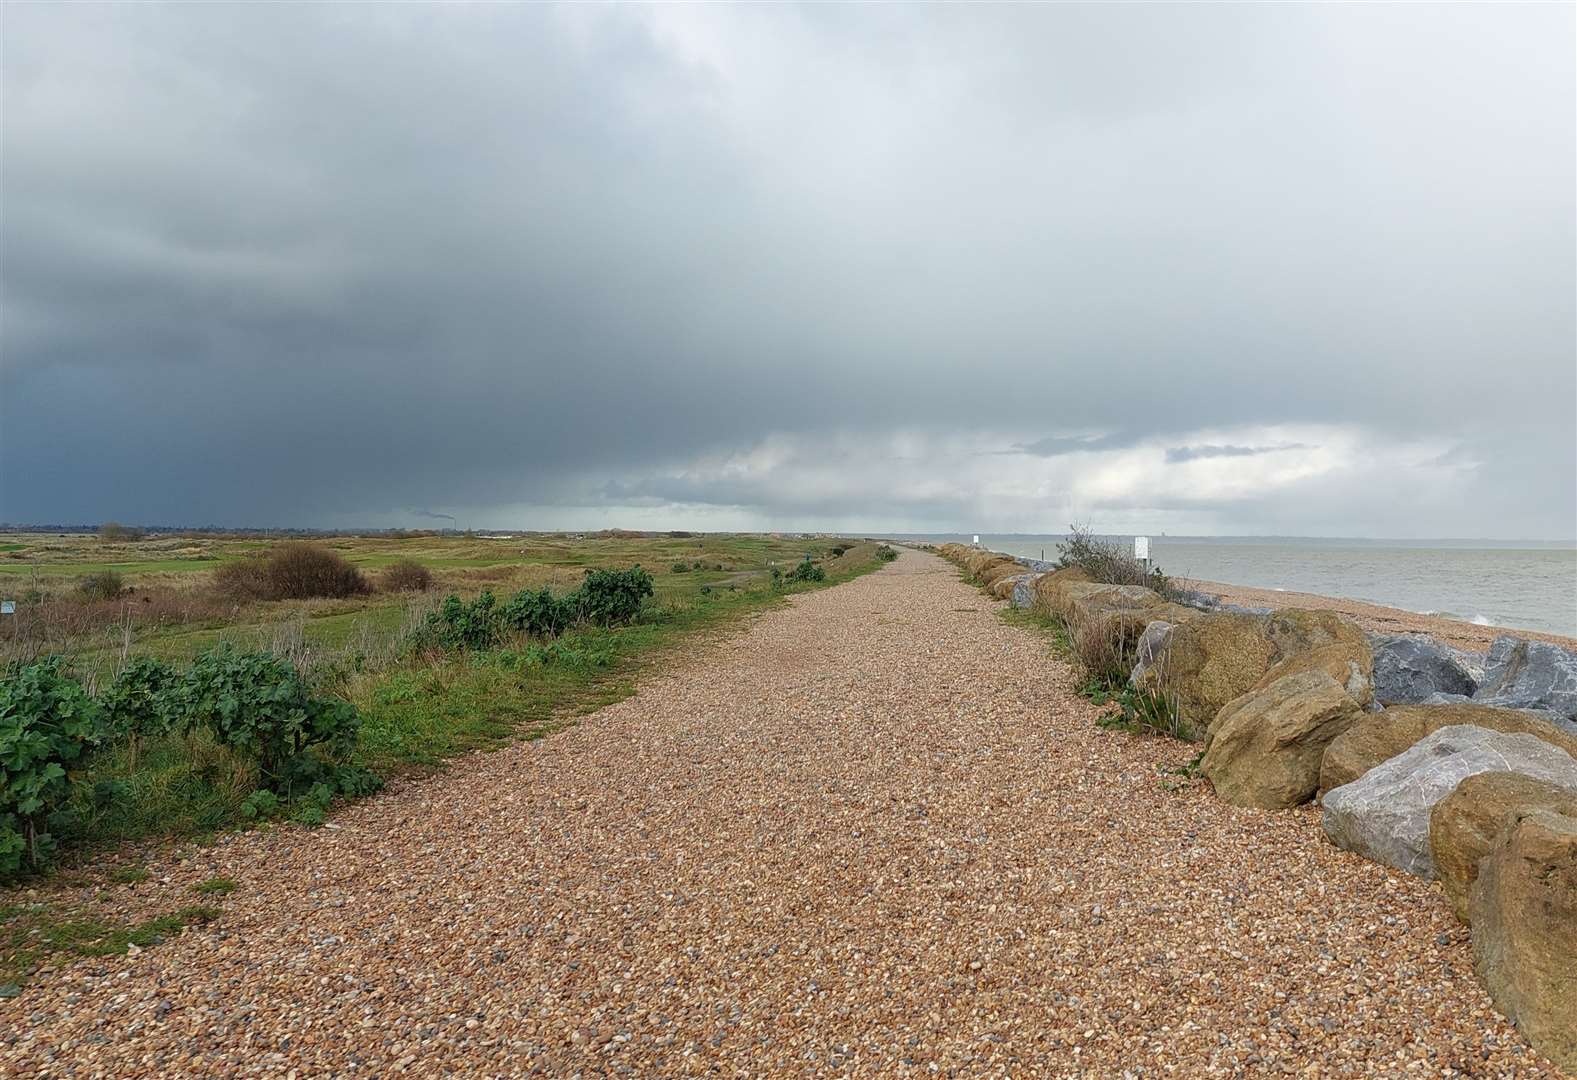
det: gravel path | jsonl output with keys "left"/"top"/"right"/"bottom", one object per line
{"left": 1, "top": 551, "right": 1559, "bottom": 1077}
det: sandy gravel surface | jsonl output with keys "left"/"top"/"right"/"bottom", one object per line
{"left": 1198, "top": 581, "right": 1576, "bottom": 653}
{"left": 0, "top": 551, "right": 1559, "bottom": 1077}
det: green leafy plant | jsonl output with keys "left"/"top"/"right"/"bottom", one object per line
{"left": 99, "top": 658, "right": 179, "bottom": 764}
{"left": 420, "top": 591, "right": 501, "bottom": 651}
{"left": 875, "top": 545, "right": 898, "bottom": 562}
{"left": 670, "top": 561, "right": 691, "bottom": 573}
{"left": 169, "top": 644, "right": 362, "bottom": 792}
{"left": 238, "top": 788, "right": 280, "bottom": 819}
{"left": 786, "top": 558, "right": 825, "bottom": 583}
{"left": 0, "top": 658, "right": 104, "bottom": 875}
{"left": 192, "top": 875, "right": 237, "bottom": 896}
{"left": 500, "top": 587, "right": 574, "bottom": 638}
{"left": 572, "top": 567, "right": 654, "bottom": 626}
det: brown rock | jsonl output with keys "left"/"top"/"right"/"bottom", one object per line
{"left": 1469, "top": 810, "right": 1577, "bottom": 1072}
{"left": 1254, "top": 642, "right": 1375, "bottom": 709}
{"left": 1430, "top": 772, "right": 1577, "bottom": 922}
{"left": 1319, "top": 703, "right": 1577, "bottom": 796}
{"left": 976, "top": 559, "right": 1029, "bottom": 588}
{"left": 1132, "top": 611, "right": 1276, "bottom": 731}
{"left": 1201, "top": 669, "right": 1364, "bottom": 808}
{"left": 1028, "top": 566, "right": 1095, "bottom": 618}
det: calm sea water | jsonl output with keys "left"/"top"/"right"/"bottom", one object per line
{"left": 891, "top": 534, "right": 1577, "bottom": 638}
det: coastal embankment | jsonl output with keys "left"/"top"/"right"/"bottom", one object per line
{"left": 938, "top": 541, "right": 1577, "bottom": 1071}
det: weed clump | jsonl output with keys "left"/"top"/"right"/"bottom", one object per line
{"left": 1056, "top": 524, "right": 1172, "bottom": 596}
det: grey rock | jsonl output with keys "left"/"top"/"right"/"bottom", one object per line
{"left": 1217, "top": 602, "right": 1274, "bottom": 617}
{"left": 1321, "top": 725, "right": 1577, "bottom": 877}
{"left": 1013, "top": 558, "right": 1059, "bottom": 573}
{"left": 1128, "top": 620, "right": 1176, "bottom": 685}
{"left": 1008, "top": 575, "right": 1038, "bottom": 609}
{"left": 1421, "top": 693, "right": 1577, "bottom": 736}
{"left": 1474, "top": 637, "right": 1577, "bottom": 721}
{"left": 1372, "top": 634, "right": 1477, "bottom": 705}
{"left": 1172, "top": 589, "right": 1220, "bottom": 612}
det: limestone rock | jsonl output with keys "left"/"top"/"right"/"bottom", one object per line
{"left": 1372, "top": 635, "right": 1477, "bottom": 706}
{"left": 1469, "top": 810, "right": 1577, "bottom": 1072}
{"left": 1319, "top": 703, "right": 1577, "bottom": 796}
{"left": 1201, "top": 669, "right": 1363, "bottom": 808}
{"left": 1320, "top": 725, "right": 1577, "bottom": 877}
{"left": 1474, "top": 636, "right": 1577, "bottom": 721}
{"left": 1430, "top": 772, "right": 1577, "bottom": 922}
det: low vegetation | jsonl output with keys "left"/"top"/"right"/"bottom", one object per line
{"left": 0, "top": 532, "right": 888, "bottom": 886}
{"left": 1055, "top": 524, "right": 1175, "bottom": 596}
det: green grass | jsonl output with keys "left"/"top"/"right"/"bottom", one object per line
{"left": 0, "top": 903, "right": 220, "bottom": 992}
{"left": 42, "top": 541, "right": 895, "bottom": 863}
{"left": 192, "top": 876, "right": 236, "bottom": 896}
{"left": 0, "top": 558, "right": 222, "bottom": 576}
{"left": 109, "top": 865, "right": 149, "bottom": 885}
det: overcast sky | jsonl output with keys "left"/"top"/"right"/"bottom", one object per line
{"left": 2, "top": 3, "right": 1573, "bottom": 537}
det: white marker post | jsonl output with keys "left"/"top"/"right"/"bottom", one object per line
{"left": 1134, "top": 535, "right": 1150, "bottom": 570}
{"left": 972, "top": 535, "right": 980, "bottom": 547}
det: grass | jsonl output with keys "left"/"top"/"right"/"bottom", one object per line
{"left": 0, "top": 903, "right": 220, "bottom": 993}
{"left": 16, "top": 535, "right": 895, "bottom": 863}
{"left": 192, "top": 876, "right": 236, "bottom": 896}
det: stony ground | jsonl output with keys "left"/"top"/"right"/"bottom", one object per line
{"left": 0, "top": 551, "right": 1560, "bottom": 1077}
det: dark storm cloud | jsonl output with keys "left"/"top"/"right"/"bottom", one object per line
{"left": 1, "top": 4, "right": 1572, "bottom": 535}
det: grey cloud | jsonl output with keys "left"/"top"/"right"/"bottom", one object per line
{"left": 1, "top": 4, "right": 1572, "bottom": 535}
{"left": 1164, "top": 443, "right": 1310, "bottom": 464}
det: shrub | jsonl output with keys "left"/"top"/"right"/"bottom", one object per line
{"left": 875, "top": 545, "right": 899, "bottom": 562}
{"left": 77, "top": 571, "right": 125, "bottom": 602}
{"left": 263, "top": 543, "right": 369, "bottom": 600}
{"left": 1056, "top": 524, "right": 1172, "bottom": 596}
{"left": 98, "top": 522, "right": 144, "bottom": 542}
{"left": 1071, "top": 618, "right": 1135, "bottom": 688}
{"left": 169, "top": 644, "right": 362, "bottom": 792}
{"left": 420, "top": 592, "right": 501, "bottom": 651}
{"left": 213, "top": 558, "right": 274, "bottom": 601}
{"left": 380, "top": 559, "right": 432, "bottom": 593}
{"left": 500, "top": 587, "right": 574, "bottom": 638}
{"left": 573, "top": 567, "right": 654, "bottom": 626}
{"left": 100, "top": 658, "right": 179, "bottom": 754}
{"left": 0, "top": 658, "right": 103, "bottom": 875}
{"left": 671, "top": 561, "right": 691, "bottom": 573}
{"left": 786, "top": 558, "right": 825, "bottom": 583}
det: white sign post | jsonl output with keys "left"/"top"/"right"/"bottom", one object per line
{"left": 1134, "top": 536, "right": 1150, "bottom": 568}
{"left": 972, "top": 535, "right": 980, "bottom": 546}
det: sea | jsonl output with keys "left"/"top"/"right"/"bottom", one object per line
{"left": 888, "top": 534, "right": 1577, "bottom": 639}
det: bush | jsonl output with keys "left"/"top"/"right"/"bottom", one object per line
{"left": 98, "top": 522, "right": 145, "bottom": 541}
{"left": 213, "top": 558, "right": 274, "bottom": 600}
{"left": 786, "top": 558, "right": 825, "bottom": 583}
{"left": 1056, "top": 524, "right": 1172, "bottom": 595}
{"left": 100, "top": 658, "right": 179, "bottom": 749}
{"left": 671, "top": 562, "right": 691, "bottom": 573}
{"left": 169, "top": 644, "right": 362, "bottom": 792}
{"left": 380, "top": 559, "right": 432, "bottom": 593}
{"left": 500, "top": 587, "right": 574, "bottom": 638}
{"left": 263, "top": 543, "right": 370, "bottom": 600}
{"left": 0, "top": 658, "right": 103, "bottom": 875}
{"left": 77, "top": 570, "right": 125, "bottom": 602}
{"left": 875, "top": 545, "right": 899, "bottom": 562}
{"left": 420, "top": 592, "right": 501, "bottom": 651}
{"left": 1071, "top": 618, "right": 1135, "bottom": 688}
{"left": 573, "top": 567, "right": 654, "bottom": 626}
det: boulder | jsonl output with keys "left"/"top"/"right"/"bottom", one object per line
{"left": 1320, "top": 725, "right": 1577, "bottom": 877}
{"left": 1201, "top": 669, "right": 1364, "bottom": 808}
{"left": 1264, "top": 608, "right": 1368, "bottom": 658}
{"left": 1010, "top": 574, "right": 1039, "bottom": 609}
{"left": 1318, "top": 702, "right": 1577, "bottom": 796}
{"left": 1028, "top": 566, "right": 1095, "bottom": 619}
{"left": 973, "top": 557, "right": 1027, "bottom": 587}
{"left": 1130, "top": 620, "right": 1177, "bottom": 685}
{"left": 987, "top": 572, "right": 1033, "bottom": 601}
{"left": 1372, "top": 635, "right": 1477, "bottom": 705}
{"left": 1430, "top": 772, "right": 1577, "bottom": 922}
{"left": 1254, "top": 642, "right": 1374, "bottom": 709}
{"left": 1424, "top": 693, "right": 1577, "bottom": 736}
{"left": 1474, "top": 636, "right": 1577, "bottom": 720}
{"left": 1469, "top": 810, "right": 1577, "bottom": 1072}
{"left": 1131, "top": 611, "right": 1277, "bottom": 731}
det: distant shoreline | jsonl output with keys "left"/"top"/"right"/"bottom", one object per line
{"left": 1192, "top": 580, "right": 1575, "bottom": 653}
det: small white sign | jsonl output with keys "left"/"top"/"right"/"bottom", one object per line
{"left": 972, "top": 535, "right": 980, "bottom": 545}
{"left": 0, "top": 601, "right": 14, "bottom": 615}
{"left": 1133, "top": 536, "right": 1150, "bottom": 562}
